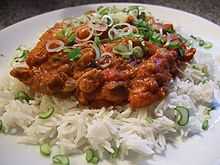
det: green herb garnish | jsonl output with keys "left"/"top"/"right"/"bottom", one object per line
{"left": 68, "top": 48, "right": 81, "bottom": 61}
{"left": 111, "top": 146, "right": 120, "bottom": 159}
{"left": 202, "top": 120, "right": 209, "bottom": 130}
{"left": 14, "top": 47, "right": 29, "bottom": 62}
{"left": 178, "top": 47, "right": 185, "bottom": 58}
{"left": 113, "top": 44, "right": 133, "bottom": 58}
{"left": 167, "top": 41, "right": 180, "bottom": 49}
{"left": 174, "top": 106, "right": 189, "bottom": 126}
{"left": 94, "top": 36, "right": 101, "bottom": 47}
{"left": 190, "top": 35, "right": 213, "bottom": 49}
{"left": 0, "top": 120, "right": 3, "bottom": 132}
{"left": 52, "top": 154, "right": 70, "bottom": 165}
{"left": 85, "top": 149, "right": 100, "bottom": 164}
{"left": 39, "top": 106, "right": 55, "bottom": 119}
{"left": 14, "top": 91, "right": 32, "bottom": 102}
{"left": 203, "top": 42, "right": 213, "bottom": 49}
{"left": 40, "top": 143, "right": 51, "bottom": 156}
{"left": 133, "top": 46, "right": 144, "bottom": 58}
{"left": 97, "top": 6, "right": 110, "bottom": 16}
{"left": 56, "top": 27, "right": 75, "bottom": 45}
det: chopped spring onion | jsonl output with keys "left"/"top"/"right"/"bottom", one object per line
{"left": 198, "top": 39, "right": 205, "bottom": 46}
{"left": 108, "top": 23, "right": 133, "bottom": 40}
{"left": 85, "top": 149, "right": 93, "bottom": 162}
{"left": 40, "top": 143, "right": 51, "bottom": 156}
{"left": 14, "top": 47, "right": 29, "bottom": 62}
{"left": 102, "top": 15, "right": 113, "bottom": 27}
{"left": 15, "top": 91, "right": 32, "bottom": 102}
{"left": 39, "top": 106, "right": 55, "bottom": 119}
{"left": 190, "top": 35, "right": 213, "bottom": 49}
{"left": 111, "top": 146, "right": 120, "bottom": 159}
{"left": 85, "top": 148, "right": 100, "bottom": 164}
{"left": 113, "top": 44, "right": 133, "bottom": 58}
{"left": 203, "top": 42, "right": 213, "bottom": 49}
{"left": 150, "top": 32, "right": 164, "bottom": 45}
{"left": 97, "top": 6, "right": 110, "bottom": 16}
{"left": 128, "top": 6, "right": 139, "bottom": 17}
{"left": 91, "top": 156, "right": 99, "bottom": 164}
{"left": 165, "top": 27, "right": 175, "bottom": 33}
{"left": 174, "top": 106, "right": 189, "bottom": 126}
{"left": 94, "top": 36, "right": 101, "bottom": 47}
{"left": 178, "top": 47, "right": 185, "bottom": 58}
{"left": 167, "top": 41, "right": 180, "bottom": 49}
{"left": 52, "top": 154, "right": 70, "bottom": 165}
{"left": 133, "top": 46, "right": 144, "bottom": 58}
{"left": 138, "top": 11, "right": 146, "bottom": 20}
{"left": 68, "top": 48, "right": 81, "bottom": 61}
{"left": 202, "top": 120, "right": 209, "bottom": 130}
{"left": 56, "top": 27, "right": 75, "bottom": 45}
{"left": 0, "top": 120, "right": 2, "bottom": 132}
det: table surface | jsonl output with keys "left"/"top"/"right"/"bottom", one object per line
{"left": 0, "top": 0, "right": 220, "bottom": 30}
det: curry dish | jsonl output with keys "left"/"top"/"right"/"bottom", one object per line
{"left": 10, "top": 9, "right": 196, "bottom": 108}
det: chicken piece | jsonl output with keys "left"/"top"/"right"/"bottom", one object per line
{"left": 129, "top": 49, "right": 177, "bottom": 108}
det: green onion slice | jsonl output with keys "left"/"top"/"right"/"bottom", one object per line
{"left": 111, "top": 146, "right": 120, "bottom": 159}
{"left": 39, "top": 107, "right": 55, "bottom": 119}
{"left": 174, "top": 106, "right": 189, "bottom": 126}
{"left": 52, "top": 154, "right": 70, "bottom": 165}
{"left": 85, "top": 149, "right": 99, "bottom": 164}
{"left": 40, "top": 143, "right": 51, "bottom": 156}
{"left": 14, "top": 91, "right": 32, "bottom": 102}
{"left": 203, "top": 42, "right": 213, "bottom": 49}
{"left": 202, "top": 120, "right": 209, "bottom": 130}
{"left": 91, "top": 156, "right": 99, "bottom": 164}
{"left": 0, "top": 120, "right": 2, "bottom": 132}
{"left": 85, "top": 149, "right": 93, "bottom": 162}
{"left": 113, "top": 41, "right": 133, "bottom": 58}
{"left": 167, "top": 41, "right": 180, "bottom": 49}
{"left": 133, "top": 46, "right": 144, "bottom": 58}
{"left": 68, "top": 48, "right": 81, "bottom": 61}
{"left": 94, "top": 36, "right": 101, "bottom": 47}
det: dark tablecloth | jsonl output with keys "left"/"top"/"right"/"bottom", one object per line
{"left": 0, "top": 0, "right": 220, "bottom": 30}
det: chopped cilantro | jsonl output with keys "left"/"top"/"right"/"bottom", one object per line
{"left": 94, "top": 36, "right": 101, "bottom": 47}
{"left": 68, "top": 48, "right": 81, "bottom": 61}
{"left": 14, "top": 47, "right": 29, "bottom": 62}
{"left": 56, "top": 27, "right": 75, "bottom": 45}
{"left": 167, "top": 41, "right": 180, "bottom": 49}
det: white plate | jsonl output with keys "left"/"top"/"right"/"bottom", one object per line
{"left": 1, "top": 3, "right": 220, "bottom": 165}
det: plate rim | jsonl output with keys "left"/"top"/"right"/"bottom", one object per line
{"left": 1, "top": 2, "right": 220, "bottom": 34}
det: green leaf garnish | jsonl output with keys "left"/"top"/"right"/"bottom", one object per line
{"left": 85, "top": 149, "right": 99, "bottom": 164}
{"left": 52, "top": 154, "right": 70, "bottom": 165}
{"left": 94, "top": 36, "right": 101, "bottom": 47}
{"left": 133, "top": 46, "right": 144, "bottom": 58}
{"left": 14, "top": 47, "right": 29, "bottom": 62}
{"left": 178, "top": 47, "right": 185, "bottom": 58}
{"left": 167, "top": 41, "right": 180, "bottom": 49}
{"left": 202, "top": 120, "right": 209, "bottom": 130}
{"left": 56, "top": 27, "right": 75, "bottom": 45}
{"left": 14, "top": 91, "right": 32, "bottom": 102}
{"left": 0, "top": 120, "right": 3, "bottom": 132}
{"left": 203, "top": 42, "right": 213, "bottom": 49}
{"left": 40, "top": 143, "right": 51, "bottom": 156}
{"left": 68, "top": 48, "right": 81, "bottom": 61}
{"left": 39, "top": 106, "right": 55, "bottom": 119}
{"left": 174, "top": 106, "right": 189, "bottom": 126}
{"left": 97, "top": 6, "right": 110, "bottom": 16}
